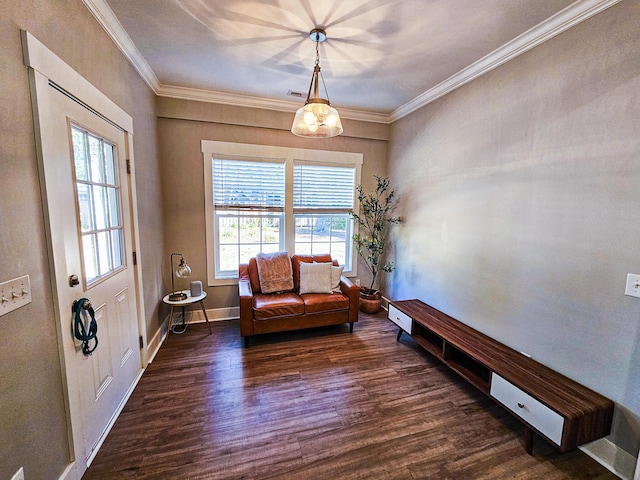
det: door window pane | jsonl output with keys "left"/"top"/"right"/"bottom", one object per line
{"left": 104, "top": 143, "right": 116, "bottom": 184}
{"left": 88, "top": 134, "right": 105, "bottom": 184}
{"left": 111, "top": 229, "right": 123, "bottom": 269}
{"left": 97, "top": 231, "right": 111, "bottom": 276}
{"left": 71, "top": 125, "right": 125, "bottom": 286}
{"left": 93, "top": 185, "right": 108, "bottom": 230}
{"left": 83, "top": 234, "right": 98, "bottom": 283}
{"left": 107, "top": 187, "right": 120, "bottom": 228}
{"left": 77, "top": 183, "right": 93, "bottom": 232}
{"left": 72, "top": 128, "right": 89, "bottom": 181}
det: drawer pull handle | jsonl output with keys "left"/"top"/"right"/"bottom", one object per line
{"left": 517, "top": 402, "right": 525, "bottom": 409}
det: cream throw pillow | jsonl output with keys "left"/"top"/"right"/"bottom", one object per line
{"left": 299, "top": 262, "right": 332, "bottom": 294}
{"left": 331, "top": 266, "right": 344, "bottom": 292}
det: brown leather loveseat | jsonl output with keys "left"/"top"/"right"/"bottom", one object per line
{"left": 239, "top": 252, "right": 360, "bottom": 347}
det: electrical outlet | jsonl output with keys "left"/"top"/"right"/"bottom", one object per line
{"left": 11, "top": 467, "right": 25, "bottom": 480}
{"left": 0, "top": 275, "right": 32, "bottom": 317}
{"left": 624, "top": 274, "right": 640, "bottom": 298}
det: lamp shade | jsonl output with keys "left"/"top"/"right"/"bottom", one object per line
{"left": 175, "top": 261, "right": 191, "bottom": 278}
{"left": 291, "top": 100, "right": 343, "bottom": 138}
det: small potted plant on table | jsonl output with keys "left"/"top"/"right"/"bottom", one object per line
{"left": 351, "top": 175, "right": 399, "bottom": 313}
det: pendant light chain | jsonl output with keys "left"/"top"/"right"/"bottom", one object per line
{"left": 314, "top": 32, "right": 331, "bottom": 105}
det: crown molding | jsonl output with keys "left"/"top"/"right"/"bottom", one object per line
{"left": 85, "top": 0, "right": 621, "bottom": 125}
{"left": 389, "top": 0, "right": 623, "bottom": 122}
{"left": 156, "top": 84, "right": 391, "bottom": 124}
{"left": 82, "top": 0, "right": 160, "bottom": 92}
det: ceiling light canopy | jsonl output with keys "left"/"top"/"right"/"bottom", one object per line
{"left": 291, "top": 29, "right": 343, "bottom": 138}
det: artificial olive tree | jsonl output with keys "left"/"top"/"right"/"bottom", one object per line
{"left": 351, "top": 175, "right": 399, "bottom": 293}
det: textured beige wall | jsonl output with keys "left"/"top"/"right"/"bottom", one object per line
{"left": 157, "top": 98, "right": 389, "bottom": 311}
{"left": 0, "top": 1, "right": 162, "bottom": 478}
{"left": 389, "top": 0, "right": 640, "bottom": 457}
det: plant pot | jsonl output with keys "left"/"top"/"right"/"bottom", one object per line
{"left": 359, "top": 288, "right": 382, "bottom": 314}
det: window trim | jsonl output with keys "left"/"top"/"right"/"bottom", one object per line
{"left": 202, "top": 140, "right": 363, "bottom": 286}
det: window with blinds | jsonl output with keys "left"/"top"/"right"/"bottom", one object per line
{"left": 212, "top": 158, "right": 286, "bottom": 276}
{"left": 202, "top": 141, "right": 363, "bottom": 283}
{"left": 293, "top": 163, "right": 356, "bottom": 264}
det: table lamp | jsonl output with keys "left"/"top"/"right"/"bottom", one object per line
{"left": 169, "top": 253, "right": 191, "bottom": 301}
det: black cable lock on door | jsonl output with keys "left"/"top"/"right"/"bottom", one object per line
{"left": 72, "top": 298, "right": 98, "bottom": 355}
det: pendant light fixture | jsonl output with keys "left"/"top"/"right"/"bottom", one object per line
{"left": 291, "top": 29, "right": 343, "bottom": 138}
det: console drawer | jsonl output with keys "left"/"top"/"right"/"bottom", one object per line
{"left": 490, "top": 373, "right": 564, "bottom": 446}
{"left": 388, "top": 304, "right": 412, "bottom": 333}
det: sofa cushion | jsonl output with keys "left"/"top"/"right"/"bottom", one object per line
{"left": 299, "top": 261, "right": 332, "bottom": 294}
{"left": 291, "top": 254, "right": 333, "bottom": 290}
{"left": 301, "top": 292, "right": 350, "bottom": 314}
{"left": 253, "top": 292, "right": 304, "bottom": 319}
{"left": 256, "top": 252, "right": 294, "bottom": 294}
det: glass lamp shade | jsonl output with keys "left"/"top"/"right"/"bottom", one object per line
{"left": 175, "top": 261, "right": 191, "bottom": 278}
{"left": 291, "top": 100, "right": 343, "bottom": 138}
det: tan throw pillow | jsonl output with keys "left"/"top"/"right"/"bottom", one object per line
{"left": 255, "top": 252, "right": 294, "bottom": 294}
{"left": 331, "top": 265, "right": 344, "bottom": 292}
{"left": 299, "top": 262, "right": 332, "bottom": 294}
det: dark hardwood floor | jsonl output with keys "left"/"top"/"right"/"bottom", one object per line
{"left": 84, "top": 311, "right": 617, "bottom": 479}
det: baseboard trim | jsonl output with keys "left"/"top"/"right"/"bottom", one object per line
{"left": 580, "top": 438, "right": 637, "bottom": 480}
{"left": 57, "top": 462, "right": 75, "bottom": 480}
{"left": 145, "top": 323, "right": 165, "bottom": 364}
{"left": 169, "top": 306, "right": 240, "bottom": 325}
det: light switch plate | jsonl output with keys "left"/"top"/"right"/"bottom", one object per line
{"left": 11, "top": 467, "right": 25, "bottom": 480}
{"left": 624, "top": 274, "right": 640, "bottom": 298}
{"left": 0, "top": 275, "right": 32, "bottom": 316}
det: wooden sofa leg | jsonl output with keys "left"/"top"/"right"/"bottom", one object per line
{"left": 349, "top": 322, "right": 354, "bottom": 333}
{"left": 244, "top": 336, "right": 250, "bottom": 348}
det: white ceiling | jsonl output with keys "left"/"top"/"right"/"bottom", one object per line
{"left": 92, "top": 0, "right": 616, "bottom": 122}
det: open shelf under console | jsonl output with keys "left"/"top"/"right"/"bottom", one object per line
{"left": 388, "top": 299, "right": 614, "bottom": 454}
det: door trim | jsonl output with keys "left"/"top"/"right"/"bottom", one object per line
{"left": 22, "top": 30, "right": 148, "bottom": 480}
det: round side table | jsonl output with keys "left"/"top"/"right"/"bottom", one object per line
{"left": 162, "top": 290, "right": 212, "bottom": 342}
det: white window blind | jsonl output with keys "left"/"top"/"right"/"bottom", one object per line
{"left": 213, "top": 158, "right": 285, "bottom": 210}
{"left": 293, "top": 163, "right": 356, "bottom": 211}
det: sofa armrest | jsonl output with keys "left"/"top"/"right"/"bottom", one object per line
{"left": 238, "top": 264, "right": 254, "bottom": 337}
{"left": 239, "top": 278, "right": 253, "bottom": 297}
{"left": 340, "top": 276, "right": 360, "bottom": 324}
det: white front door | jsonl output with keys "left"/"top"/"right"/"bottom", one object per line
{"left": 28, "top": 55, "right": 142, "bottom": 470}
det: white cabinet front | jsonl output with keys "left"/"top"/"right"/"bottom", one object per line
{"left": 490, "top": 373, "right": 564, "bottom": 446}
{"left": 388, "top": 305, "right": 413, "bottom": 334}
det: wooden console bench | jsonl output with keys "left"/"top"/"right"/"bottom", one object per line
{"left": 388, "top": 299, "right": 614, "bottom": 453}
